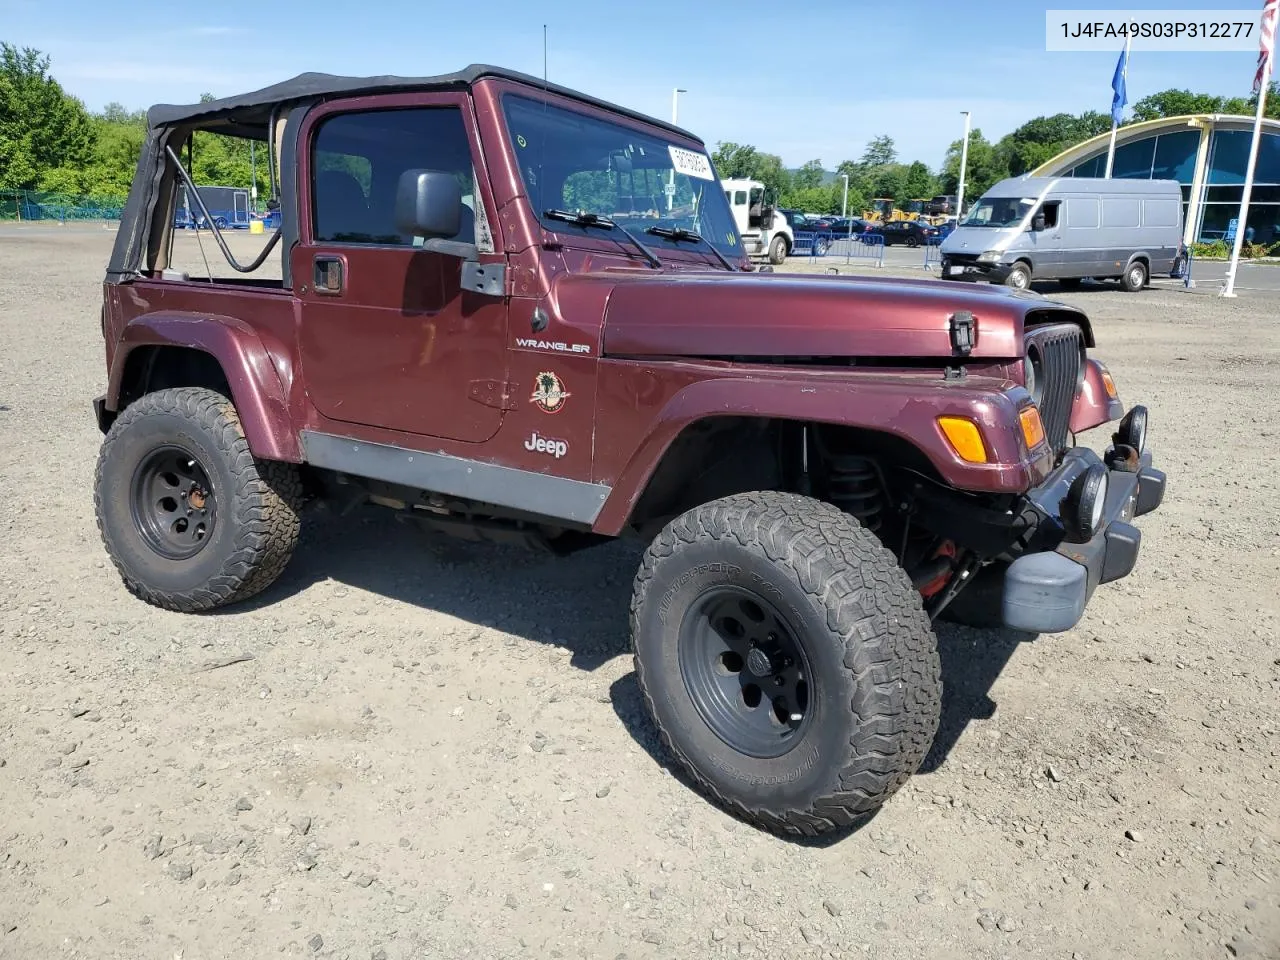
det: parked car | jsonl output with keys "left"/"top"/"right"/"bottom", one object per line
{"left": 924, "top": 194, "right": 956, "bottom": 216}
{"left": 873, "top": 220, "right": 939, "bottom": 247}
{"left": 92, "top": 64, "right": 1165, "bottom": 838}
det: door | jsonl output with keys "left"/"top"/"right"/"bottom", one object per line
{"left": 1033, "top": 200, "right": 1063, "bottom": 277}
{"left": 296, "top": 97, "right": 507, "bottom": 443}
{"left": 233, "top": 190, "right": 249, "bottom": 226}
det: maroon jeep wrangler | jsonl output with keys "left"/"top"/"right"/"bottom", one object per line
{"left": 93, "top": 65, "right": 1165, "bottom": 836}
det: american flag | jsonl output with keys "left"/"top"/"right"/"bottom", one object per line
{"left": 1257, "top": 0, "right": 1279, "bottom": 94}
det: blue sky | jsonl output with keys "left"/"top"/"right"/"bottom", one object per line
{"left": 6, "top": 0, "right": 1270, "bottom": 169}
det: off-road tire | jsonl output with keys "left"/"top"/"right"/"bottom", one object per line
{"left": 630, "top": 491, "right": 942, "bottom": 836}
{"left": 94, "top": 387, "right": 302, "bottom": 612}
{"left": 768, "top": 236, "right": 788, "bottom": 265}
{"left": 1004, "top": 261, "right": 1032, "bottom": 289}
{"left": 1121, "top": 259, "right": 1148, "bottom": 292}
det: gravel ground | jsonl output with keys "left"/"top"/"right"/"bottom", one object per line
{"left": 1, "top": 226, "right": 1277, "bottom": 960}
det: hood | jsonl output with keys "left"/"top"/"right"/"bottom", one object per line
{"left": 565, "top": 271, "right": 1081, "bottom": 360}
{"left": 940, "top": 225, "right": 1023, "bottom": 256}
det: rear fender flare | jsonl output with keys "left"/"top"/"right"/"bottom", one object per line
{"left": 107, "top": 312, "right": 301, "bottom": 462}
{"left": 592, "top": 374, "right": 1050, "bottom": 535}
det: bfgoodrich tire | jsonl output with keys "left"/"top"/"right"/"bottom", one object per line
{"left": 94, "top": 387, "right": 302, "bottom": 612}
{"left": 630, "top": 491, "right": 941, "bottom": 836}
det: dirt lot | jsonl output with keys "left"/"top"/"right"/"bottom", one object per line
{"left": 1, "top": 226, "right": 1277, "bottom": 960}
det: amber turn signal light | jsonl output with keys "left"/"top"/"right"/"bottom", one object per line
{"left": 937, "top": 416, "right": 988, "bottom": 463}
{"left": 1019, "top": 405, "right": 1046, "bottom": 451}
{"left": 1101, "top": 367, "right": 1118, "bottom": 399}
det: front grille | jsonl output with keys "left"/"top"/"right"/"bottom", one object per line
{"left": 1025, "top": 324, "right": 1083, "bottom": 452}
{"left": 946, "top": 252, "right": 979, "bottom": 265}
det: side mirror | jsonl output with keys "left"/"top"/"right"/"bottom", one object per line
{"left": 1031, "top": 213, "right": 1046, "bottom": 232}
{"left": 394, "top": 169, "right": 462, "bottom": 239}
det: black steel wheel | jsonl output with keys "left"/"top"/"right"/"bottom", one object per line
{"left": 631, "top": 491, "right": 941, "bottom": 837}
{"left": 130, "top": 445, "right": 217, "bottom": 560}
{"left": 95, "top": 386, "right": 302, "bottom": 612}
{"left": 679, "top": 586, "right": 812, "bottom": 759}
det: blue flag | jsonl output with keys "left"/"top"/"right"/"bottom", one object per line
{"left": 1111, "top": 43, "right": 1129, "bottom": 126}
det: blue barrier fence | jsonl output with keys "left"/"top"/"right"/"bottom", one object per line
{"left": 1, "top": 190, "right": 125, "bottom": 222}
{"left": 922, "top": 236, "right": 943, "bottom": 270}
{"left": 827, "top": 233, "right": 885, "bottom": 267}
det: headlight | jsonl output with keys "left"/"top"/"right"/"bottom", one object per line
{"left": 1062, "top": 463, "right": 1109, "bottom": 543}
{"left": 1023, "top": 346, "right": 1045, "bottom": 405}
{"left": 977, "top": 249, "right": 1003, "bottom": 263}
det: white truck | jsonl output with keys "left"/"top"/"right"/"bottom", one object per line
{"left": 721, "top": 178, "right": 794, "bottom": 264}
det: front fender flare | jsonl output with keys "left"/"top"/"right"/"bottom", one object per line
{"left": 107, "top": 311, "right": 301, "bottom": 462}
{"left": 592, "top": 373, "right": 1053, "bottom": 536}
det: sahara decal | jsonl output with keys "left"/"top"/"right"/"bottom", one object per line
{"left": 524, "top": 432, "right": 568, "bottom": 459}
{"left": 515, "top": 337, "right": 592, "bottom": 355}
{"left": 530, "top": 372, "right": 571, "bottom": 413}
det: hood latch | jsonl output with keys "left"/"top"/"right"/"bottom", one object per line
{"left": 949, "top": 310, "right": 976, "bottom": 357}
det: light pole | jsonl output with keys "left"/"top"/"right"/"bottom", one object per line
{"left": 955, "top": 111, "right": 972, "bottom": 224}
{"left": 840, "top": 173, "right": 849, "bottom": 218}
{"left": 667, "top": 88, "right": 687, "bottom": 213}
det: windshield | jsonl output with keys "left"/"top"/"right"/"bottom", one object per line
{"left": 962, "top": 196, "right": 1037, "bottom": 228}
{"left": 502, "top": 94, "right": 741, "bottom": 260}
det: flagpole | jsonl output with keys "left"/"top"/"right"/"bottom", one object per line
{"left": 1104, "top": 37, "right": 1131, "bottom": 178}
{"left": 1222, "top": 55, "right": 1273, "bottom": 298}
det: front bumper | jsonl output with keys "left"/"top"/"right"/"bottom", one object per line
{"left": 1000, "top": 445, "right": 1166, "bottom": 633}
{"left": 940, "top": 256, "right": 1012, "bottom": 282}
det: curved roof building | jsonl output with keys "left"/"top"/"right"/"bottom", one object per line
{"left": 1030, "top": 114, "right": 1280, "bottom": 245}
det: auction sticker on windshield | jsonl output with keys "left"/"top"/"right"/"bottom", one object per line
{"left": 669, "top": 146, "right": 714, "bottom": 181}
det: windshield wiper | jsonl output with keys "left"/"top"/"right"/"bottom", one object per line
{"left": 542, "top": 209, "right": 662, "bottom": 269}
{"left": 644, "top": 226, "right": 737, "bottom": 271}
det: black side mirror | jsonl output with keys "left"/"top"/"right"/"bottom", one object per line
{"left": 1031, "top": 213, "right": 1046, "bottom": 232}
{"left": 394, "top": 169, "right": 462, "bottom": 239}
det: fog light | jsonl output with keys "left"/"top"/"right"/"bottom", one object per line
{"left": 1062, "top": 463, "right": 1109, "bottom": 543}
{"left": 938, "top": 416, "right": 988, "bottom": 463}
{"left": 1113, "top": 404, "right": 1148, "bottom": 455}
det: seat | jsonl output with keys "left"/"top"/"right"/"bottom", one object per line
{"left": 315, "top": 170, "right": 371, "bottom": 242}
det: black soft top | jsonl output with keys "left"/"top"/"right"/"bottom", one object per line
{"left": 145, "top": 63, "right": 698, "bottom": 141}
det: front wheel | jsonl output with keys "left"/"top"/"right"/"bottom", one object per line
{"left": 1004, "top": 261, "right": 1032, "bottom": 289}
{"left": 768, "top": 236, "right": 788, "bottom": 265}
{"left": 94, "top": 387, "right": 302, "bottom": 612}
{"left": 630, "top": 492, "right": 942, "bottom": 836}
{"left": 815, "top": 237, "right": 830, "bottom": 257}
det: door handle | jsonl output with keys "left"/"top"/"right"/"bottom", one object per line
{"left": 313, "top": 256, "right": 345, "bottom": 295}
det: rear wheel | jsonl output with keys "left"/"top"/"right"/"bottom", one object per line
{"left": 768, "top": 236, "right": 788, "bottom": 265}
{"left": 630, "top": 492, "right": 941, "bottom": 836}
{"left": 1004, "top": 261, "right": 1032, "bottom": 290}
{"left": 906, "top": 236, "right": 920, "bottom": 248}
{"left": 1121, "top": 259, "right": 1148, "bottom": 292}
{"left": 214, "top": 216, "right": 228, "bottom": 229}
{"left": 94, "top": 387, "right": 302, "bottom": 612}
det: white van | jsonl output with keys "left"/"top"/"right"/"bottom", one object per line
{"left": 939, "top": 177, "right": 1184, "bottom": 292}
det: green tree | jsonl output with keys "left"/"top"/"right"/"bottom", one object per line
{"left": 860, "top": 135, "right": 896, "bottom": 167}
{"left": 711, "top": 141, "right": 791, "bottom": 202}
{"left": 791, "top": 159, "right": 825, "bottom": 191}
{"left": 901, "top": 160, "right": 936, "bottom": 199}
{"left": 940, "top": 128, "right": 1003, "bottom": 200}
{"left": 0, "top": 44, "right": 94, "bottom": 190}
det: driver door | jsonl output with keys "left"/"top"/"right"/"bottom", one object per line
{"left": 295, "top": 95, "right": 507, "bottom": 443}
